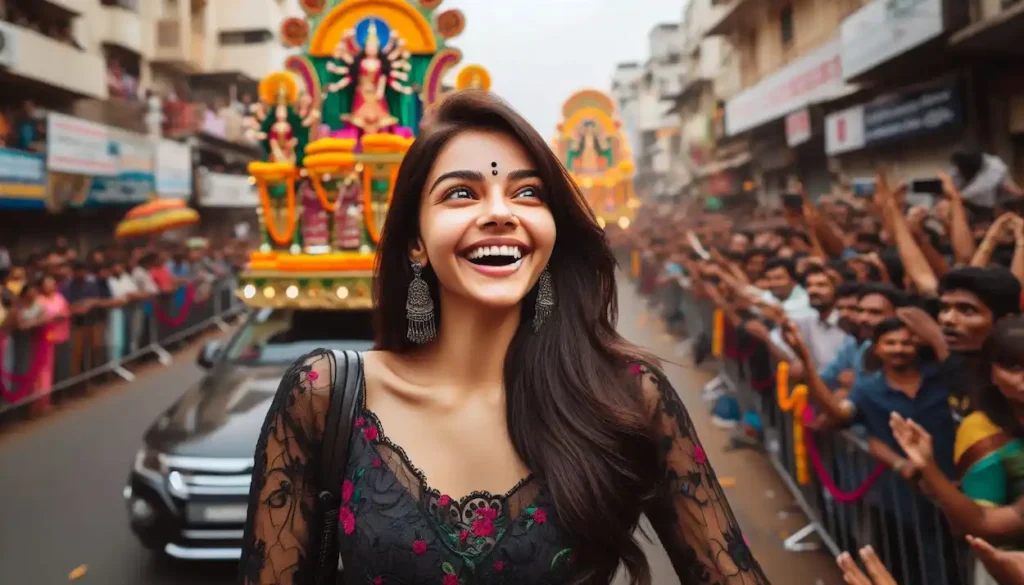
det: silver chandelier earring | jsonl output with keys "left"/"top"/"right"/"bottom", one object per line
{"left": 533, "top": 267, "right": 555, "bottom": 332}
{"left": 406, "top": 260, "right": 436, "bottom": 344}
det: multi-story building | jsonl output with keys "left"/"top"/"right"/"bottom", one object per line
{"left": 669, "top": 0, "right": 750, "bottom": 206}
{"left": 704, "top": 0, "right": 868, "bottom": 201}
{"left": 630, "top": 23, "right": 685, "bottom": 201}
{"left": 949, "top": 0, "right": 1024, "bottom": 182}
{"left": 0, "top": 0, "right": 281, "bottom": 251}
{"left": 611, "top": 61, "right": 644, "bottom": 162}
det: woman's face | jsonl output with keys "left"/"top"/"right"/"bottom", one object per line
{"left": 414, "top": 130, "right": 556, "bottom": 311}
{"left": 41, "top": 277, "right": 56, "bottom": 295}
{"left": 992, "top": 362, "right": 1024, "bottom": 404}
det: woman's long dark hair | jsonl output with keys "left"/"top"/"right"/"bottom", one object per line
{"left": 373, "top": 91, "right": 660, "bottom": 585}
{"left": 978, "top": 315, "right": 1024, "bottom": 438}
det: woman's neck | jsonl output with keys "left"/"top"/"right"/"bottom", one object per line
{"left": 419, "top": 295, "right": 522, "bottom": 395}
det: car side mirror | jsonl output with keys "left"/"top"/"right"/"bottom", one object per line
{"left": 197, "top": 341, "right": 222, "bottom": 370}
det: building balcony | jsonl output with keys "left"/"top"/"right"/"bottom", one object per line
{"left": 99, "top": 3, "right": 145, "bottom": 56}
{"left": 213, "top": 42, "right": 280, "bottom": 82}
{"left": 153, "top": 19, "right": 209, "bottom": 71}
{"left": 951, "top": 0, "right": 1024, "bottom": 55}
{"left": 2, "top": 23, "right": 107, "bottom": 99}
{"left": 705, "top": 0, "right": 756, "bottom": 36}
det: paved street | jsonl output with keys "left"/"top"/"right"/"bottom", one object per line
{"left": 0, "top": 282, "right": 842, "bottom": 585}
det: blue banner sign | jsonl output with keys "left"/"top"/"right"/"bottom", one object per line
{"left": 864, "top": 81, "right": 962, "bottom": 147}
{"left": 0, "top": 147, "right": 46, "bottom": 208}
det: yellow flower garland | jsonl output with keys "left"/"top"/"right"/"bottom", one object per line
{"left": 776, "top": 361, "right": 810, "bottom": 485}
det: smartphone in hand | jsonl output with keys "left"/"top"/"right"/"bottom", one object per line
{"left": 782, "top": 193, "right": 804, "bottom": 211}
{"left": 852, "top": 179, "right": 876, "bottom": 198}
{"left": 911, "top": 178, "right": 944, "bottom": 195}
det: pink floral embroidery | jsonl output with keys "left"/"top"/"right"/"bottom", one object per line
{"left": 438, "top": 494, "right": 452, "bottom": 507}
{"left": 629, "top": 363, "right": 643, "bottom": 376}
{"left": 338, "top": 506, "right": 356, "bottom": 535}
{"left": 458, "top": 530, "right": 470, "bottom": 542}
{"left": 412, "top": 539, "right": 427, "bottom": 555}
{"left": 372, "top": 458, "right": 382, "bottom": 468}
{"left": 493, "top": 560, "right": 504, "bottom": 572}
{"left": 373, "top": 577, "right": 384, "bottom": 585}
{"left": 472, "top": 517, "right": 494, "bottom": 537}
{"left": 475, "top": 507, "right": 498, "bottom": 520}
{"left": 744, "top": 536, "right": 751, "bottom": 546}
{"left": 694, "top": 445, "right": 707, "bottom": 465}
{"left": 532, "top": 508, "right": 547, "bottom": 524}
{"left": 354, "top": 417, "right": 365, "bottom": 428}
{"left": 306, "top": 370, "right": 319, "bottom": 381}
{"left": 342, "top": 479, "right": 354, "bottom": 503}
{"left": 363, "top": 425, "right": 379, "bottom": 441}
{"left": 442, "top": 575, "right": 459, "bottom": 585}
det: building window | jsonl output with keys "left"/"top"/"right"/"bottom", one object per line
{"left": 219, "top": 30, "right": 274, "bottom": 45}
{"left": 780, "top": 4, "right": 794, "bottom": 47}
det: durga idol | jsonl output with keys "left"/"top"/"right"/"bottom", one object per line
{"left": 326, "top": 20, "right": 413, "bottom": 135}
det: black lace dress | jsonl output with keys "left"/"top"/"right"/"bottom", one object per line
{"left": 240, "top": 350, "right": 771, "bottom": 585}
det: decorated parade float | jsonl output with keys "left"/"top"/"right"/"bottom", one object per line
{"left": 240, "top": 0, "right": 491, "bottom": 309}
{"left": 553, "top": 90, "right": 638, "bottom": 229}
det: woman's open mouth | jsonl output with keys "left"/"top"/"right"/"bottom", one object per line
{"left": 460, "top": 242, "right": 530, "bottom": 276}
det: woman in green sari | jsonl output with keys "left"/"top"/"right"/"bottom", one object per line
{"left": 892, "top": 315, "right": 1024, "bottom": 585}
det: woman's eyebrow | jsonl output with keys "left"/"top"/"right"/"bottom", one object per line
{"left": 507, "top": 169, "right": 541, "bottom": 181}
{"left": 429, "top": 170, "right": 485, "bottom": 192}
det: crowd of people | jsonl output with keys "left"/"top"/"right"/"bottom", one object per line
{"left": 0, "top": 237, "right": 249, "bottom": 417}
{"left": 615, "top": 149, "right": 1024, "bottom": 585}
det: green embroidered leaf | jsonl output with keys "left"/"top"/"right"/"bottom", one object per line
{"left": 442, "top": 562, "right": 456, "bottom": 575}
{"left": 464, "top": 558, "right": 475, "bottom": 572}
{"left": 355, "top": 468, "right": 365, "bottom": 481}
{"left": 352, "top": 488, "right": 361, "bottom": 503}
{"left": 525, "top": 520, "right": 534, "bottom": 530}
{"left": 551, "top": 548, "right": 572, "bottom": 569}
{"left": 525, "top": 505, "right": 536, "bottom": 515}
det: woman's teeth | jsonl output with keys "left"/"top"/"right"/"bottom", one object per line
{"left": 467, "top": 245, "right": 523, "bottom": 260}
{"left": 466, "top": 245, "right": 524, "bottom": 267}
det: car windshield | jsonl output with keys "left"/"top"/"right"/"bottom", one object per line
{"left": 224, "top": 308, "right": 374, "bottom": 365}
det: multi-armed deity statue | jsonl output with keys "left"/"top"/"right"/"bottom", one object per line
{"left": 238, "top": 0, "right": 492, "bottom": 309}
{"left": 554, "top": 89, "right": 638, "bottom": 230}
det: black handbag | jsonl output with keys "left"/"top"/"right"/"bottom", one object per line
{"left": 315, "top": 350, "right": 364, "bottom": 585}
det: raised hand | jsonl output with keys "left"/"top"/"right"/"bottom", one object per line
{"left": 967, "top": 535, "right": 1024, "bottom": 585}
{"left": 837, "top": 547, "right": 899, "bottom": 585}
{"left": 889, "top": 413, "right": 933, "bottom": 468}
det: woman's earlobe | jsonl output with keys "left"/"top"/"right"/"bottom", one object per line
{"left": 408, "top": 240, "right": 428, "bottom": 268}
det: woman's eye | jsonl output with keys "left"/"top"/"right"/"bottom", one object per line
{"left": 443, "top": 187, "right": 474, "bottom": 201}
{"left": 513, "top": 187, "right": 541, "bottom": 199}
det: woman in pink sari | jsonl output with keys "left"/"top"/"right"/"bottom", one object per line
{"left": 31, "top": 276, "right": 69, "bottom": 415}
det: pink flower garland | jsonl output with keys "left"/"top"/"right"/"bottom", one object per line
{"left": 153, "top": 285, "right": 196, "bottom": 328}
{"left": 802, "top": 406, "right": 887, "bottom": 503}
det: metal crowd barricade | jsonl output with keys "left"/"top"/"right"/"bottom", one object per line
{"left": 632, "top": 265, "right": 976, "bottom": 585}
{"left": 0, "top": 276, "right": 243, "bottom": 421}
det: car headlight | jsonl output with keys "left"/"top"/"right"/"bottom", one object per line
{"left": 134, "top": 447, "right": 165, "bottom": 475}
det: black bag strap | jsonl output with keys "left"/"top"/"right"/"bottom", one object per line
{"left": 316, "top": 350, "right": 363, "bottom": 585}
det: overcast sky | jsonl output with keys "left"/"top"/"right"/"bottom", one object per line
{"left": 288, "top": 0, "right": 685, "bottom": 136}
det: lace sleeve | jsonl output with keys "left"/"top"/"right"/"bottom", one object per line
{"left": 240, "top": 350, "right": 336, "bottom": 585}
{"left": 637, "top": 365, "right": 771, "bottom": 584}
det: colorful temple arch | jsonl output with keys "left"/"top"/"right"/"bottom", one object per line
{"left": 241, "top": 0, "right": 491, "bottom": 309}
{"left": 554, "top": 89, "right": 637, "bottom": 229}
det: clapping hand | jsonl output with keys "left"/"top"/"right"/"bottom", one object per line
{"left": 837, "top": 547, "right": 899, "bottom": 585}
{"left": 967, "top": 535, "right": 1024, "bottom": 585}
{"left": 889, "top": 413, "right": 933, "bottom": 469}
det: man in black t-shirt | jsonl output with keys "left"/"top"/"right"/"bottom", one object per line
{"left": 937, "top": 266, "right": 1021, "bottom": 418}
{"left": 62, "top": 262, "right": 111, "bottom": 377}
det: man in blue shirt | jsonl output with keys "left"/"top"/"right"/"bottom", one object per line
{"left": 818, "top": 283, "right": 904, "bottom": 391}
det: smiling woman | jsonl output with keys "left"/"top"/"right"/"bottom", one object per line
{"left": 240, "top": 91, "right": 771, "bottom": 585}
